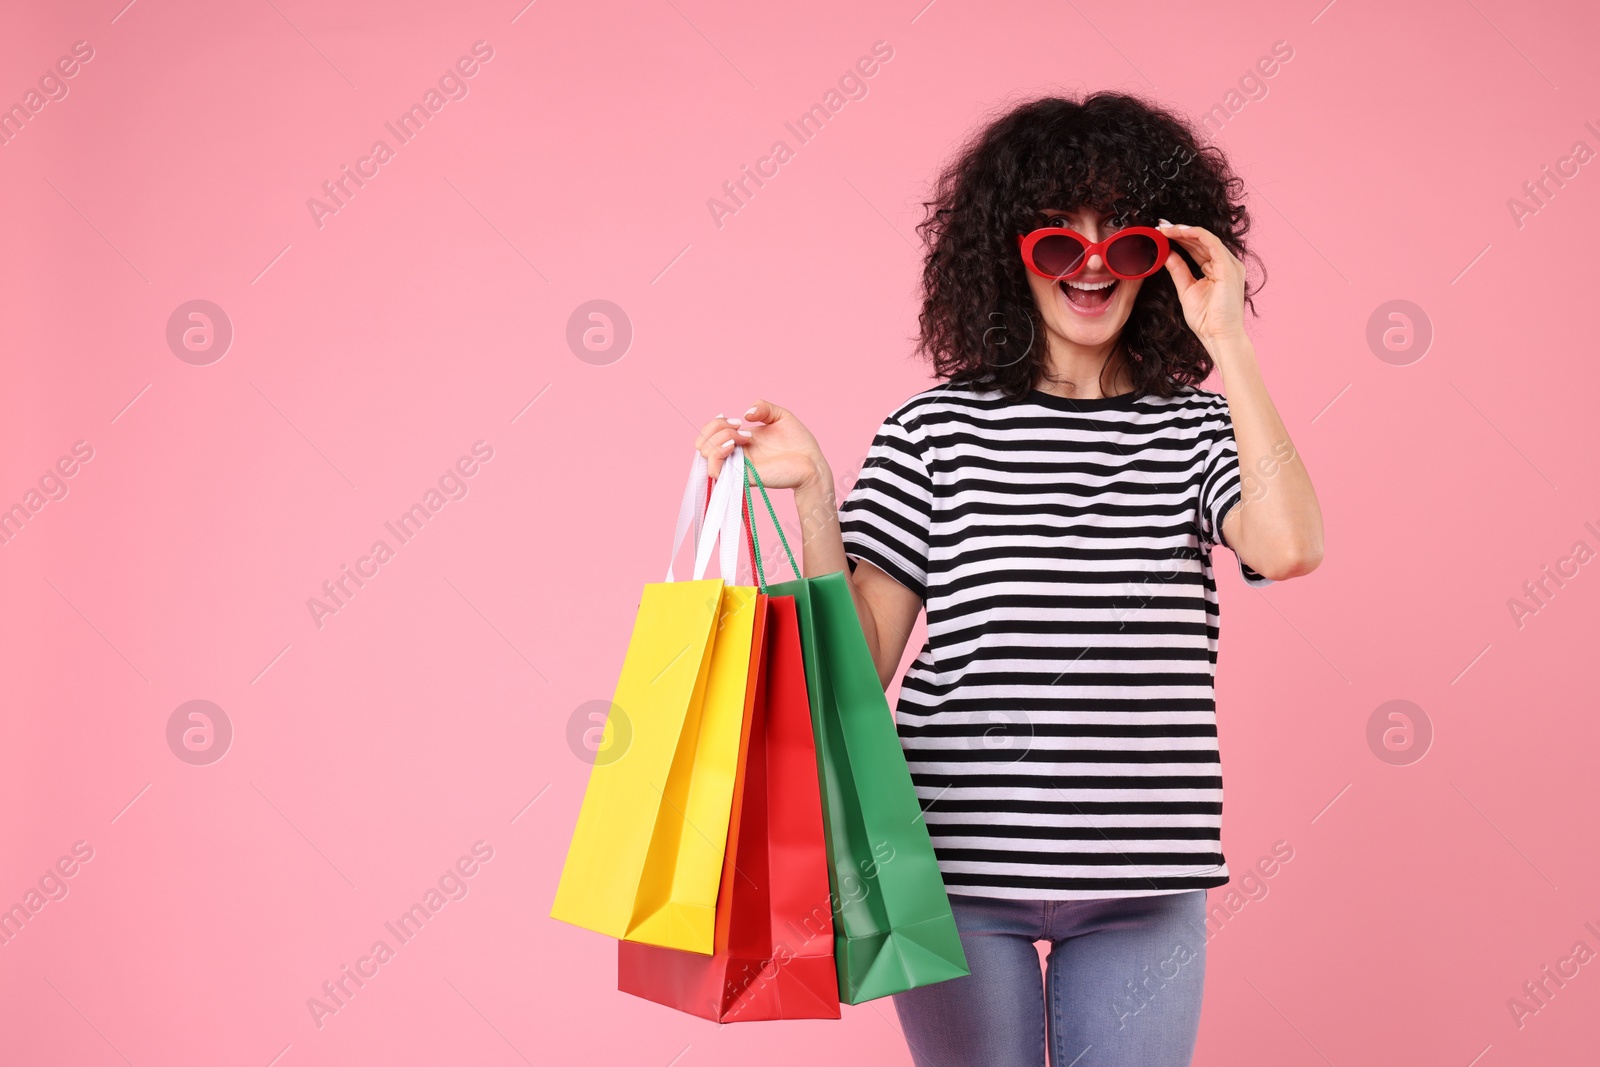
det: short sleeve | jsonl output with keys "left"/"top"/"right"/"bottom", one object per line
{"left": 1198, "top": 401, "right": 1274, "bottom": 588}
{"left": 838, "top": 412, "right": 933, "bottom": 600}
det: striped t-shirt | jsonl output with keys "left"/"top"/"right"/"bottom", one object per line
{"left": 837, "top": 379, "right": 1269, "bottom": 901}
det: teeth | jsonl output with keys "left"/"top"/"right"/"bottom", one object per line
{"left": 1064, "top": 279, "right": 1117, "bottom": 290}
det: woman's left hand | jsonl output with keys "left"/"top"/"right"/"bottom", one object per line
{"left": 1157, "top": 219, "right": 1247, "bottom": 347}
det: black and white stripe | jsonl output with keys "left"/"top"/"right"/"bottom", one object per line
{"left": 839, "top": 381, "right": 1269, "bottom": 900}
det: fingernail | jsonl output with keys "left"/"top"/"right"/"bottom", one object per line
{"left": 721, "top": 439, "right": 734, "bottom": 448}
{"left": 744, "top": 406, "right": 758, "bottom": 415}
{"left": 726, "top": 417, "right": 741, "bottom": 426}
{"left": 737, "top": 429, "right": 752, "bottom": 438}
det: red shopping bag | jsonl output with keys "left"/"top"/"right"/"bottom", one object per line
{"left": 617, "top": 584, "right": 840, "bottom": 1020}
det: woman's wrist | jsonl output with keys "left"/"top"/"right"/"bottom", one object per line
{"left": 791, "top": 453, "right": 841, "bottom": 553}
{"left": 1201, "top": 327, "right": 1254, "bottom": 368}
{"left": 794, "top": 452, "right": 833, "bottom": 497}
{"left": 1203, "top": 331, "right": 1260, "bottom": 390}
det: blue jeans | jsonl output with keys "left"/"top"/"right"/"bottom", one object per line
{"left": 891, "top": 890, "right": 1209, "bottom": 1067}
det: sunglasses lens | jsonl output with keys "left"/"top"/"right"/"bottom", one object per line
{"left": 1106, "top": 232, "right": 1161, "bottom": 277}
{"left": 1031, "top": 233, "right": 1086, "bottom": 278}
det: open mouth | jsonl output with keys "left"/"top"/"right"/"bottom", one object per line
{"left": 1059, "top": 278, "right": 1118, "bottom": 311}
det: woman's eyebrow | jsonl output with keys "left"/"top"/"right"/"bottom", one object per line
{"left": 1038, "top": 210, "right": 1113, "bottom": 219}
{"left": 1037, "top": 207, "right": 1125, "bottom": 223}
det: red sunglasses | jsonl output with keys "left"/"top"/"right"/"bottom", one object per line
{"left": 1017, "top": 225, "right": 1171, "bottom": 282}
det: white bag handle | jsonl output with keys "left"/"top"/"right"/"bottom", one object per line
{"left": 665, "top": 446, "right": 747, "bottom": 583}
{"left": 693, "top": 444, "right": 746, "bottom": 581}
{"left": 665, "top": 451, "right": 710, "bottom": 583}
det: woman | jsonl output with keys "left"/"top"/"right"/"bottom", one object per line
{"left": 693, "top": 91, "right": 1322, "bottom": 1067}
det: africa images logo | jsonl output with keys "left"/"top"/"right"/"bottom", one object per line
{"left": 305, "top": 841, "right": 495, "bottom": 1029}
{"left": 705, "top": 40, "right": 894, "bottom": 229}
{"left": 306, "top": 41, "right": 496, "bottom": 230}
{"left": 305, "top": 441, "right": 495, "bottom": 629}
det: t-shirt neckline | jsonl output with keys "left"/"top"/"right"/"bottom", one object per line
{"left": 1023, "top": 386, "right": 1148, "bottom": 411}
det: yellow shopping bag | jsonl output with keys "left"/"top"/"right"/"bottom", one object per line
{"left": 550, "top": 445, "right": 759, "bottom": 954}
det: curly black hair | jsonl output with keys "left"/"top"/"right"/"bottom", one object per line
{"left": 913, "top": 90, "right": 1265, "bottom": 400}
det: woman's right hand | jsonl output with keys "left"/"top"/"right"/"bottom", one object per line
{"left": 696, "top": 397, "right": 919, "bottom": 690}
{"left": 695, "top": 399, "right": 827, "bottom": 491}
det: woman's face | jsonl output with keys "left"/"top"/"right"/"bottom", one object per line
{"left": 1022, "top": 205, "right": 1149, "bottom": 350}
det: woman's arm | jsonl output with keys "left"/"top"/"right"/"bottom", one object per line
{"left": 1157, "top": 220, "right": 1325, "bottom": 582}
{"left": 696, "top": 401, "right": 922, "bottom": 687}
{"left": 1208, "top": 331, "right": 1324, "bottom": 580}
{"left": 790, "top": 454, "right": 923, "bottom": 688}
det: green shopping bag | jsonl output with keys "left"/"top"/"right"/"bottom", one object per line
{"left": 743, "top": 461, "right": 969, "bottom": 1004}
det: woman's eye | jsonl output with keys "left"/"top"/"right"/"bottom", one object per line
{"left": 1045, "top": 216, "right": 1071, "bottom": 228}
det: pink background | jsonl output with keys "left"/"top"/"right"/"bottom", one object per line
{"left": 3, "top": 0, "right": 1597, "bottom": 1063}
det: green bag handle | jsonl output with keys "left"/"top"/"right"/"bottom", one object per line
{"left": 742, "top": 456, "right": 799, "bottom": 593}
